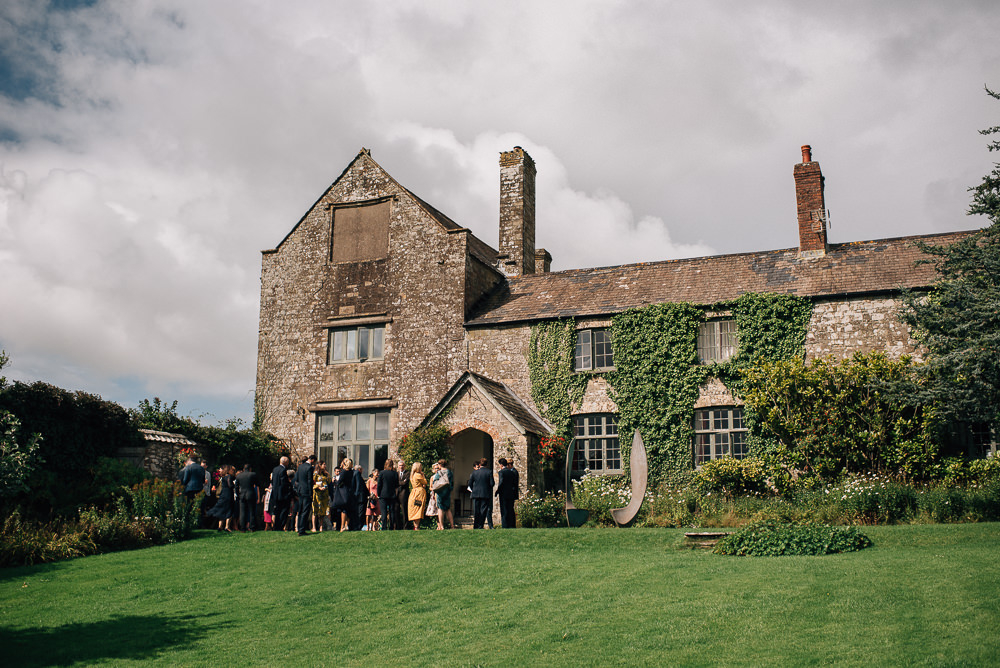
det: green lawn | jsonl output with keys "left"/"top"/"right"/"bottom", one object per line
{"left": 1, "top": 524, "right": 998, "bottom": 666}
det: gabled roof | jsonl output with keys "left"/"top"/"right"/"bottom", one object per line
{"left": 423, "top": 371, "right": 552, "bottom": 436}
{"left": 465, "top": 230, "right": 977, "bottom": 326}
{"left": 264, "top": 149, "right": 500, "bottom": 266}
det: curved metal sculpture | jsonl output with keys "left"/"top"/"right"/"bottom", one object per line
{"left": 610, "top": 429, "right": 647, "bottom": 528}
{"left": 564, "top": 437, "right": 590, "bottom": 527}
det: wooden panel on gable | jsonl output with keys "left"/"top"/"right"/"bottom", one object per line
{"left": 330, "top": 199, "right": 391, "bottom": 263}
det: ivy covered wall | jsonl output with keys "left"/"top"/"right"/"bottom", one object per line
{"left": 527, "top": 293, "right": 814, "bottom": 482}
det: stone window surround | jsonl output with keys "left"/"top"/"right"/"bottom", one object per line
{"left": 324, "top": 195, "right": 397, "bottom": 266}
{"left": 322, "top": 315, "right": 392, "bottom": 365}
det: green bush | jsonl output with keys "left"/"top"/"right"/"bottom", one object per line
{"left": 515, "top": 488, "right": 567, "bottom": 528}
{"left": 692, "top": 457, "right": 771, "bottom": 498}
{"left": 0, "top": 478, "right": 200, "bottom": 567}
{"left": 397, "top": 423, "right": 451, "bottom": 471}
{"left": 714, "top": 520, "right": 873, "bottom": 556}
{"left": 0, "top": 511, "right": 95, "bottom": 567}
{"left": 571, "top": 473, "right": 634, "bottom": 526}
{"left": 831, "top": 474, "right": 918, "bottom": 524}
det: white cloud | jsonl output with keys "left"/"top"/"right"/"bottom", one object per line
{"left": 0, "top": 0, "right": 997, "bottom": 421}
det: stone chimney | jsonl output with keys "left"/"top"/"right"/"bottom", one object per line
{"left": 498, "top": 147, "right": 536, "bottom": 276}
{"left": 535, "top": 248, "right": 552, "bottom": 273}
{"left": 794, "top": 145, "right": 827, "bottom": 257}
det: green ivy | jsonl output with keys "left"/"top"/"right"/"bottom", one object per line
{"left": 721, "top": 293, "right": 814, "bottom": 456}
{"left": 528, "top": 319, "right": 589, "bottom": 439}
{"left": 730, "top": 292, "right": 813, "bottom": 364}
{"left": 608, "top": 302, "right": 708, "bottom": 481}
{"left": 526, "top": 294, "right": 813, "bottom": 484}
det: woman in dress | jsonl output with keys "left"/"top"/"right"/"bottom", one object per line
{"left": 407, "top": 462, "right": 428, "bottom": 530}
{"left": 433, "top": 459, "right": 455, "bottom": 530}
{"left": 331, "top": 458, "right": 356, "bottom": 532}
{"left": 207, "top": 465, "right": 236, "bottom": 531}
{"left": 311, "top": 461, "right": 331, "bottom": 532}
{"left": 366, "top": 470, "right": 379, "bottom": 530}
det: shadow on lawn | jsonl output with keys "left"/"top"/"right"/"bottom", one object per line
{"left": 1, "top": 612, "right": 228, "bottom": 666}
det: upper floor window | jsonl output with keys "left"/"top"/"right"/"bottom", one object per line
{"left": 575, "top": 328, "right": 614, "bottom": 371}
{"left": 698, "top": 319, "right": 737, "bottom": 363}
{"left": 571, "top": 413, "right": 621, "bottom": 474}
{"left": 328, "top": 325, "right": 385, "bottom": 363}
{"left": 693, "top": 406, "right": 747, "bottom": 465}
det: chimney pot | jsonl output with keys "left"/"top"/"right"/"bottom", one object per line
{"left": 801, "top": 145, "right": 812, "bottom": 163}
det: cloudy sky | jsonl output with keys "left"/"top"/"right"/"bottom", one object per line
{"left": 1, "top": 1, "right": 998, "bottom": 425}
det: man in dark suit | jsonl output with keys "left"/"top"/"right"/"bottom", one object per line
{"left": 496, "top": 457, "right": 520, "bottom": 529}
{"left": 377, "top": 459, "right": 400, "bottom": 530}
{"left": 269, "top": 456, "right": 292, "bottom": 531}
{"left": 234, "top": 463, "right": 260, "bottom": 531}
{"left": 294, "top": 455, "right": 315, "bottom": 535}
{"left": 180, "top": 456, "right": 207, "bottom": 502}
{"left": 468, "top": 457, "right": 495, "bottom": 529}
{"left": 396, "top": 459, "right": 410, "bottom": 529}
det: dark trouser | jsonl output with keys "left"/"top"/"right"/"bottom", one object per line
{"left": 239, "top": 495, "right": 257, "bottom": 531}
{"left": 473, "top": 497, "right": 491, "bottom": 529}
{"left": 499, "top": 496, "right": 517, "bottom": 528}
{"left": 380, "top": 498, "right": 399, "bottom": 530}
{"left": 297, "top": 498, "right": 312, "bottom": 534}
{"left": 271, "top": 497, "right": 291, "bottom": 531}
{"left": 397, "top": 494, "right": 408, "bottom": 529}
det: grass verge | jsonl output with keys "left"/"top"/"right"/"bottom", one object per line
{"left": 1, "top": 524, "right": 998, "bottom": 666}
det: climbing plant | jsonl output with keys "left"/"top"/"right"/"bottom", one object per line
{"left": 721, "top": 292, "right": 814, "bottom": 456}
{"left": 526, "top": 294, "right": 814, "bottom": 483}
{"left": 607, "top": 302, "right": 708, "bottom": 481}
{"left": 527, "top": 319, "right": 589, "bottom": 439}
{"left": 729, "top": 292, "right": 813, "bottom": 365}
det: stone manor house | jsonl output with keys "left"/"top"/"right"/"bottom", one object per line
{"left": 256, "top": 145, "right": 976, "bottom": 512}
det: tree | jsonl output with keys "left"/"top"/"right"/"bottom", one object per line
{"left": 899, "top": 87, "right": 1000, "bottom": 427}
{"left": 0, "top": 352, "right": 43, "bottom": 505}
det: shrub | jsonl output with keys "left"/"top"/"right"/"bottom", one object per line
{"left": 692, "top": 457, "right": 770, "bottom": 498}
{"left": 397, "top": 423, "right": 451, "bottom": 472}
{"left": 713, "top": 520, "right": 873, "bottom": 556}
{"left": 515, "top": 487, "right": 567, "bottom": 528}
{"left": 832, "top": 474, "right": 918, "bottom": 524}
{"left": 571, "top": 473, "right": 632, "bottom": 525}
{"left": 0, "top": 511, "right": 95, "bottom": 567}
{"left": 1, "top": 478, "right": 200, "bottom": 567}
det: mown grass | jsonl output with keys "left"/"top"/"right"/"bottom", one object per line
{"left": 1, "top": 524, "right": 998, "bottom": 666}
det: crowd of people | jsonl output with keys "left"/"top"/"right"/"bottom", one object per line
{"left": 178, "top": 454, "right": 520, "bottom": 533}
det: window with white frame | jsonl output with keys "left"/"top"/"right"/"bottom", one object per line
{"left": 698, "top": 319, "right": 737, "bottom": 363}
{"left": 571, "top": 413, "right": 621, "bottom": 474}
{"left": 574, "top": 328, "right": 614, "bottom": 371}
{"left": 693, "top": 406, "right": 747, "bottom": 465}
{"left": 316, "top": 411, "right": 390, "bottom": 475}
{"left": 328, "top": 325, "right": 385, "bottom": 363}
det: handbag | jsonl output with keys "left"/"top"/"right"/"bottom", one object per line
{"left": 431, "top": 475, "right": 447, "bottom": 491}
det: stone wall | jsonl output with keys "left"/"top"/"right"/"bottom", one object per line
{"left": 805, "top": 295, "right": 920, "bottom": 361}
{"left": 257, "top": 152, "right": 498, "bottom": 459}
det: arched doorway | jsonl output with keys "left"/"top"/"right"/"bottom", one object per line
{"left": 450, "top": 428, "right": 493, "bottom": 520}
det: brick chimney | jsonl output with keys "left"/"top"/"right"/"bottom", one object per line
{"left": 794, "top": 145, "right": 827, "bottom": 257}
{"left": 498, "top": 147, "right": 536, "bottom": 276}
